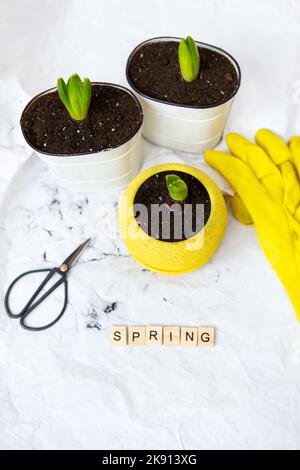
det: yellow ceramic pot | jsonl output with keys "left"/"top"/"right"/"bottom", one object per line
{"left": 118, "top": 163, "right": 227, "bottom": 274}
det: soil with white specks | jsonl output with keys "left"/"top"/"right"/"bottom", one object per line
{"left": 128, "top": 41, "right": 239, "bottom": 106}
{"left": 21, "top": 84, "right": 143, "bottom": 155}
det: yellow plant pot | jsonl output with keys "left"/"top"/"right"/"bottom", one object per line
{"left": 118, "top": 163, "right": 227, "bottom": 274}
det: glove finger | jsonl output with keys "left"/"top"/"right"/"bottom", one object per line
{"left": 229, "top": 193, "right": 254, "bottom": 225}
{"left": 255, "top": 129, "right": 291, "bottom": 165}
{"left": 204, "top": 150, "right": 269, "bottom": 218}
{"left": 259, "top": 174, "right": 283, "bottom": 203}
{"left": 246, "top": 145, "right": 284, "bottom": 202}
{"left": 246, "top": 144, "right": 281, "bottom": 179}
{"left": 226, "top": 133, "right": 284, "bottom": 201}
{"left": 281, "top": 161, "right": 300, "bottom": 215}
{"left": 289, "top": 136, "right": 300, "bottom": 178}
{"left": 226, "top": 133, "right": 253, "bottom": 161}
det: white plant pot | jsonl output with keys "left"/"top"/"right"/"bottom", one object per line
{"left": 21, "top": 83, "right": 143, "bottom": 192}
{"left": 126, "top": 37, "right": 241, "bottom": 154}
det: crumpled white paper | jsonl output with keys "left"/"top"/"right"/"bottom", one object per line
{"left": 1, "top": 0, "right": 300, "bottom": 451}
{"left": 0, "top": 79, "right": 32, "bottom": 207}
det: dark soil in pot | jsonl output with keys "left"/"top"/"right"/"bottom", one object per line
{"left": 133, "top": 171, "right": 211, "bottom": 242}
{"left": 20, "top": 84, "right": 143, "bottom": 155}
{"left": 127, "top": 41, "right": 239, "bottom": 107}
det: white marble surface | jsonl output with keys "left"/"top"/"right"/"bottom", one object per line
{"left": 1, "top": 0, "right": 300, "bottom": 450}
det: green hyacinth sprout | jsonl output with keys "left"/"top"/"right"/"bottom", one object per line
{"left": 178, "top": 36, "right": 200, "bottom": 82}
{"left": 166, "top": 174, "right": 188, "bottom": 202}
{"left": 57, "top": 73, "right": 92, "bottom": 121}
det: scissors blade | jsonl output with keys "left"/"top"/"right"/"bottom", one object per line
{"left": 60, "top": 238, "right": 91, "bottom": 271}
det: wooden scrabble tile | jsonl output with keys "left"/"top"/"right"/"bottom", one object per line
{"left": 198, "top": 327, "right": 215, "bottom": 347}
{"left": 180, "top": 327, "right": 198, "bottom": 347}
{"left": 146, "top": 326, "right": 163, "bottom": 345}
{"left": 163, "top": 327, "right": 180, "bottom": 346}
{"left": 128, "top": 326, "right": 146, "bottom": 345}
{"left": 110, "top": 326, "right": 127, "bottom": 345}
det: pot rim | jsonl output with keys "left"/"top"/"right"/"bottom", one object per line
{"left": 126, "top": 36, "right": 241, "bottom": 110}
{"left": 20, "top": 82, "right": 144, "bottom": 157}
{"left": 121, "top": 163, "right": 223, "bottom": 247}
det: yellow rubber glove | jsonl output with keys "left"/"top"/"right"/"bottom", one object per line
{"left": 204, "top": 129, "right": 300, "bottom": 321}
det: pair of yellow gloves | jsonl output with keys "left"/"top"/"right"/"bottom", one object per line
{"left": 204, "top": 129, "right": 300, "bottom": 322}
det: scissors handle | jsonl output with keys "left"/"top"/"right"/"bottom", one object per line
{"left": 4, "top": 268, "right": 68, "bottom": 331}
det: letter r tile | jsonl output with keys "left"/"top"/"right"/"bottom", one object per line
{"left": 146, "top": 326, "right": 163, "bottom": 345}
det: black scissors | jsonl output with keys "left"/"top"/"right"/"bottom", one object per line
{"left": 4, "top": 239, "right": 91, "bottom": 332}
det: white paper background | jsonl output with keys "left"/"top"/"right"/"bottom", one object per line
{"left": 1, "top": 0, "right": 300, "bottom": 450}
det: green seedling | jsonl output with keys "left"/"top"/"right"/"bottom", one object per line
{"left": 166, "top": 174, "right": 188, "bottom": 202}
{"left": 57, "top": 73, "right": 92, "bottom": 121}
{"left": 178, "top": 36, "right": 200, "bottom": 82}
